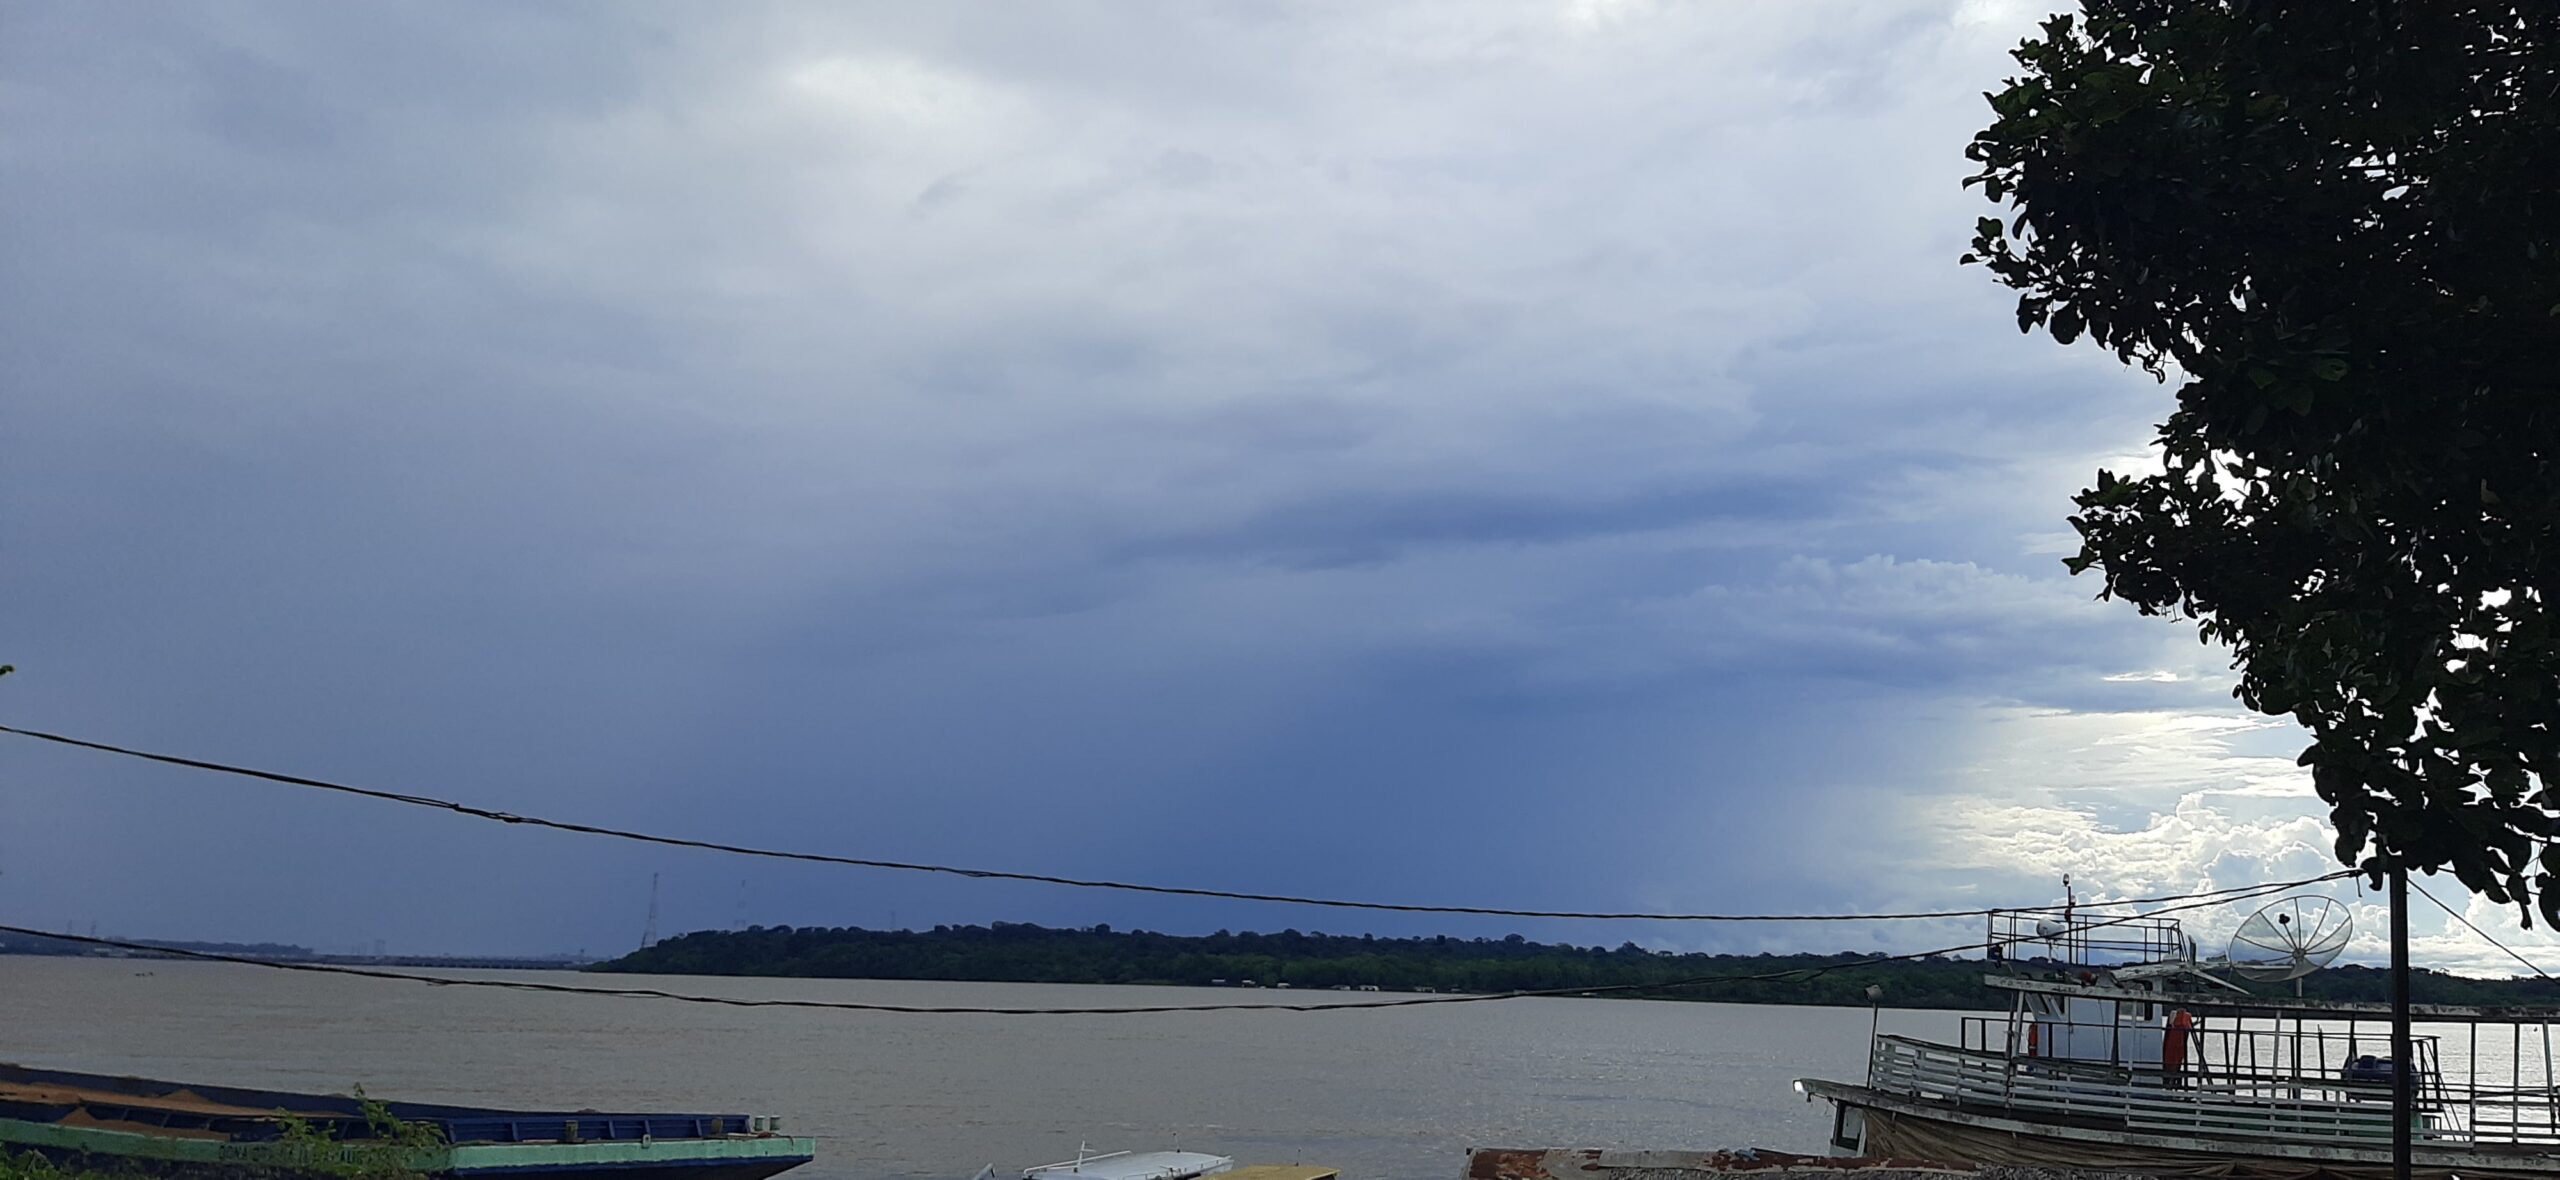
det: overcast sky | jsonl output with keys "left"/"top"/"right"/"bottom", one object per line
{"left": 0, "top": 0, "right": 2534, "bottom": 974}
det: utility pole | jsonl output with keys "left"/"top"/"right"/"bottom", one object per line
{"left": 2390, "top": 864, "right": 2412, "bottom": 1180}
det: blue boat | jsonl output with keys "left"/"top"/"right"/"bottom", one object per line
{"left": 0, "top": 1063, "right": 816, "bottom": 1180}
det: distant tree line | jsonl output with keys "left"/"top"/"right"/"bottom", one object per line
{"left": 592, "top": 922, "right": 2560, "bottom": 1010}
{"left": 0, "top": 931, "right": 315, "bottom": 959}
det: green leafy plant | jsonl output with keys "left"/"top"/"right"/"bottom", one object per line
{"left": 0, "top": 1150, "right": 73, "bottom": 1180}
{"left": 1967, "top": 3, "right": 2560, "bottom": 920}
{"left": 0, "top": 1150, "right": 146, "bottom": 1180}
{"left": 270, "top": 1088, "right": 444, "bottom": 1180}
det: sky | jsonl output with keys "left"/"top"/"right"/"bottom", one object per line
{"left": 0, "top": 0, "right": 2542, "bottom": 975}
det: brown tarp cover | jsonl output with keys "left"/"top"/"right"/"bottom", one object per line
{"left": 0, "top": 1075, "right": 345, "bottom": 1141}
{"left": 52, "top": 1109, "right": 233, "bottom": 1141}
{"left": 0, "top": 1081, "right": 338, "bottom": 1124}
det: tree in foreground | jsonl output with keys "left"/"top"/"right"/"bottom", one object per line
{"left": 1966, "top": 3, "right": 2560, "bottom": 918}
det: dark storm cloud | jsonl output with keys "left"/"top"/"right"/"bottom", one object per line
{"left": 0, "top": 0, "right": 2391, "bottom": 960}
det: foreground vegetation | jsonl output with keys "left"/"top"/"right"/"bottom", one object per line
{"left": 0, "top": 1152, "right": 133, "bottom": 1180}
{"left": 0, "top": 1153, "right": 127, "bottom": 1180}
{"left": 595, "top": 923, "right": 2560, "bottom": 1010}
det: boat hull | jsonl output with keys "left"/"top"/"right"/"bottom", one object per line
{"left": 3, "top": 1118, "right": 816, "bottom": 1180}
{"left": 1803, "top": 1079, "right": 2560, "bottom": 1180}
{"left": 0, "top": 1063, "right": 813, "bottom": 1180}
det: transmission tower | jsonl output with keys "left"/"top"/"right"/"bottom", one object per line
{"left": 640, "top": 872, "right": 660, "bottom": 949}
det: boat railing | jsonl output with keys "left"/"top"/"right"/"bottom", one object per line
{"left": 1869, "top": 1032, "right": 2560, "bottom": 1148}
{"left": 1953, "top": 1015, "right": 2448, "bottom": 1091}
{"left": 1985, "top": 909, "right": 2186, "bottom": 970}
{"left": 219, "top": 1113, "right": 769, "bottom": 1144}
{"left": 1949, "top": 1011, "right": 2549, "bottom": 1138}
{"left": 1028, "top": 1151, "right": 1136, "bottom": 1172}
{"left": 433, "top": 1114, "right": 766, "bottom": 1144}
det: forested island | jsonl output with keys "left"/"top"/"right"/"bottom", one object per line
{"left": 593, "top": 923, "right": 2560, "bottom": 1010}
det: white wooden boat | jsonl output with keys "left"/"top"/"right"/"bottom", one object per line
{"left": 1019, "top": 1149, "right": 1235, "bottom": 1180}
{"left": 1799, "top": 901, "right": 2560, "bottom": 1179}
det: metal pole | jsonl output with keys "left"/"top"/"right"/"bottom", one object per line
{"left": 2392, "top": 864, "right": 2413, "bottom": 1180}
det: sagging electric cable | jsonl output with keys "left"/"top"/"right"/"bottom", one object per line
{"left": 0, "top": 873, "right": 2345, "bottom": 1016}
{"left": 2409, "top": 877, "right": 2558, "bottom": 982}
{"left": 0, "top": 722, "right": 2350, "bottom": 923}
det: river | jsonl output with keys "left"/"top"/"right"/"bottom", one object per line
{"left": 2, "top": 956, "right": 1969, "bottom": 1180}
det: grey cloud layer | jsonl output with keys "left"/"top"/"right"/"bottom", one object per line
{"left": 0, "top": 1, "right": 2407, "bottom": 959}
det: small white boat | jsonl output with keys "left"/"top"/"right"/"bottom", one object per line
{"left": 1019, "top": 1150, "right": 1235, "bottom": 1180}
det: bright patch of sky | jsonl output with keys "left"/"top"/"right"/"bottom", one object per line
{"left": 0, "top": 0, "right": 2538, "bottom": 976}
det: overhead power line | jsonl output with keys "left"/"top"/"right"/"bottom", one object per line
{"left": 0, "top": 722, "right": 2350, "bottom": 923}
{"left": 2409, "top": 877, "right": 2558, "bottom": 982}
{"left": 0, "top": 874, "right": 2333, "bottom": 1016}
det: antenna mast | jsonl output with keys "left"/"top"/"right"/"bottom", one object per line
{"left": 641, "top": 872, "right": 660, "bottom": 949}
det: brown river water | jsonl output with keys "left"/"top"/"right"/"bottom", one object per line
{"left": 1, "top": 956, "right": 1969, "bottom": 1180}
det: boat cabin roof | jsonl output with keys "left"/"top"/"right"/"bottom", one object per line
{"left": 1989, "top": 973, "right": 2560, "bottom": 1022}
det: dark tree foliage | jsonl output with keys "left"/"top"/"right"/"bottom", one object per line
{"left": 592, "top": 923, "right": 2560, "bottom": 1006}
{"left": 598, "top": 922, "right": 2002, "bottom": 1009}
{"left": 1967, "top": 3, "right": 2560, "bottom": 919}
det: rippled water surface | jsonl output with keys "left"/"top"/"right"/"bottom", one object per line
{"left": 3, "top": 957, "right": 1969, "bottom": 1180}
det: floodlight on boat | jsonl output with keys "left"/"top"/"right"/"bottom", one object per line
{"left": 2227, "top": 895, "right": 2353, "bottom": 982}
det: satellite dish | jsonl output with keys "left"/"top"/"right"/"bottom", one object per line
{"left": 2228, "top": 896, "right": 2354, "bottom": 982}
{"left": 2035, "top": 917, "right": 2069, "bottom": 939}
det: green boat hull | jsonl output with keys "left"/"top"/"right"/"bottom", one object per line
{"left": 2, "top": 1118, "right": 817, "bottom": 1180}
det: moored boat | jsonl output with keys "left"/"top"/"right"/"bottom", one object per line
{"left": 1797, "top": 899, "right": 2560, "bottom": 1179}
{"left": 0, "top": 1062, "right": 816, "bottom": 1180}
{"left": 1021, "top": 1150, "right": 1236, "bottom": 1180}
{"left": 999, "top": 1147, "right": 1335, "bottom": 1180}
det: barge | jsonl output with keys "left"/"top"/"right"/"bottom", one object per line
{"left": 0, "top": 1062, "right": 815, "bottom": 1180}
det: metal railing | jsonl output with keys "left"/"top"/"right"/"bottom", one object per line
{"left": 1949, "top": 1013, "right": 2560, "bottom": 1147}
{"left": 1955, "top": 1015, "right": 2444, "bottom": 1082}
{"left": 1986, "top": 909, "right": 2186, "bottom": 970}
